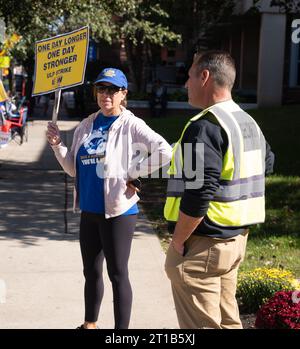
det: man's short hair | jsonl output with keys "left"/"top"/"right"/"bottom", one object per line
{"left": 193, "top": 51, "right": 236, "bottom": 90}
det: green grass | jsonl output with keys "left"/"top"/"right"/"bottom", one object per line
{"left": 242, "top": 175, "right": 300, "bottom": 276}
{"left": 144, "top": 104, "right": 300, "bottom": 175}
{"left": 139, "top": 105, "right": 300, "bottom": 277}
{"left": 252, "top": 176, "right": 300, "bottom": 237}
{"left": 240, "top": 235, "right": 300, "bottom": 275}
{"left": 248, "top": 105, "right": 300, "bottom": 176}
{"left": 143, "top": 113, "right": 191, "bottom": 145}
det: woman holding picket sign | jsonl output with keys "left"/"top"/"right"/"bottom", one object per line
{"left": 46, "top": 68, "right": 172, "bottom": 329}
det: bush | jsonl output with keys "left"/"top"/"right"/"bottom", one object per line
{"left": 237, "top": 268, "right": 299, "bottom": 313}
{"left": 255, "top": 291, "right": 300, "bottom": 329}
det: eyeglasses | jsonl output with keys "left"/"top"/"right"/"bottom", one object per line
{"left": 95, "top": 85, "right": 124, "bottom": 95}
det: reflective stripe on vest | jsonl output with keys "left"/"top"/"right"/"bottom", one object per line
{"left": 166, "top": 176, "right": 185, "bottom": 197}
{"left": 164, "top": 101, "right": 266, "bottom": 227}
{"left": 214, "top": 174, "right": 265, "bottom": 202}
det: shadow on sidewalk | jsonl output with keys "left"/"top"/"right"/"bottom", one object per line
{"left": 0, "top": 122, "right": 80, "bottom": 245}
{"left": 0, "top": 169, "right": 79, "bottom": 246}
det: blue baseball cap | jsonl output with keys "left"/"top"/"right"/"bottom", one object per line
{"left": 94, "top": 68, "right": 128, "bottom": 89}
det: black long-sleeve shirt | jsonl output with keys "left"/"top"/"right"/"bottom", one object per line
{"left": 179, "top": 112, "right": 275, "bottom": 238}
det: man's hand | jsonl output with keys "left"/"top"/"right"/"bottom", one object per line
{"left": 170, "top": 210, "right": 204, "bottom": 256}
{"left": 171, "top": 240, "right": 185, "bottom": 256}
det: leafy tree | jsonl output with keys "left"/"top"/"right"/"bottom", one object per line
{"left": 1, "top": 0, "right": 299, "bottom": 95}
{"left": 160, "top": 0, "right": 235, "bottom": 60}
{"left": 0, "top": 1, "right": 55, "bottom": 92}
{"left": 0, "top": 0, "right": 181, "bottom": 93}
{"left": 0, "top": 1, "right": 116, "bottom": 86}
{"left": 110, "top": 0, "right": 181, "bottom": 91}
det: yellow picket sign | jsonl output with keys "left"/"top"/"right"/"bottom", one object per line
{"left": 32, "top": 26, "right": 89, "bottom": 96}
{"left": 0, "top": 56, "right": 10, "bottom": 68}
{"left": 0, "top": 79, "right": 8, "bottom": 102}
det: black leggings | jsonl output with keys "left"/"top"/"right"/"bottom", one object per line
{"left": 79, "top": 211, "right": 137, "bottom": 329}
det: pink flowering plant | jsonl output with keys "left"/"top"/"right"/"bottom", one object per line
{"left": 255, "top": 291, "right": 300, "bottom": 329}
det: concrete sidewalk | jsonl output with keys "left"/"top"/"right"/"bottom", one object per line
{"left": 0, "top": 119, "right": 178, "bottom": 329}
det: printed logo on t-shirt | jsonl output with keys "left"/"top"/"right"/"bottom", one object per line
{"left": 79, "top": 128, "right": 107, "bottom": 178}
{"left": 83, "top": 129, "right": 107, "bottom": 155}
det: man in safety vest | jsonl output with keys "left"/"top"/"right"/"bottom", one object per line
{"left": 164, "top": 51, "right": 274, "bottom": 329}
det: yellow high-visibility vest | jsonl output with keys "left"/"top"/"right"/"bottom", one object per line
{"left": 164, "top": 100, "right": 266, "bottom": 227}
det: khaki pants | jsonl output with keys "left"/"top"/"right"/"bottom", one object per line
{"left": 165, "top": 231, "right": 248, "bottom": 329}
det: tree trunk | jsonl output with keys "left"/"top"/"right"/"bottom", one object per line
{"left": 124, "top": 39, "right": 147, "bottom": 93}
{"left": 138, "top": 43, "right": 147, "bottom": 93}
{"left": 124, "top": 40, "right": 138, "bottom": 92}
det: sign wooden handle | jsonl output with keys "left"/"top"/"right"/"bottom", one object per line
{"left": 52, "top": 89, "right": 61, "bottom": 124}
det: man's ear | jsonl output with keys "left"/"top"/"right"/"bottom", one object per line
{"left": 200, "top": 69, "right": 210, "bottom": 86}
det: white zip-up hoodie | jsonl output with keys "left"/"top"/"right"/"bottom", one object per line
{"left": 51, "top": 107, "right": 172, "bottom": 218}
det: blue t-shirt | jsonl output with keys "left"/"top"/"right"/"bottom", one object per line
{"left": 76, "top": 113, "right": 138, "bottom": 215}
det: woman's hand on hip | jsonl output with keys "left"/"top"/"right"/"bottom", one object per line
{"left": 126, "top": 178, "right": 141, "bottom": 193}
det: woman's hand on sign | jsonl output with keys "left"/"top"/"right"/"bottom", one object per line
{"left": 46, "top": 122, "right": 61, "bottom": 146}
